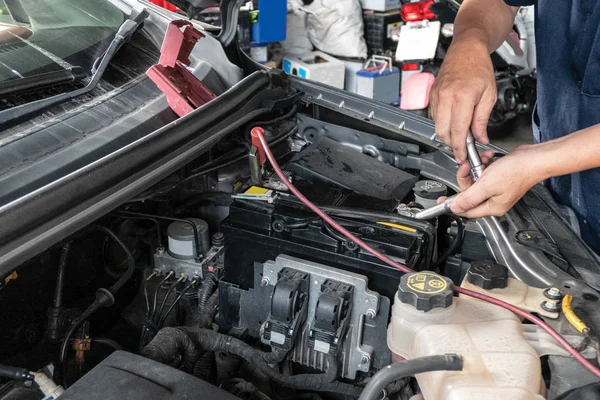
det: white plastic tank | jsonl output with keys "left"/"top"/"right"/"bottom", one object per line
{"left": 387, "top": 272, "right": 545, "bottom": 400}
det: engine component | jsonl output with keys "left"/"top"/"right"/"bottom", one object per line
{"left": 167, "top": 218, "right": 210, "bottom": 259}
{"left": 154, "top": 219, "right": 223, "bottom": 280}
{"left": 466, "top": 260, "right": 508, "bottom": 290}
{"left": 286, "top": 136, "right": 417, "bottom": 201}
{"left": 60, "top": 351, "right": 238, "bottom": 400}
{"left": 221, "top": 192, "right": 434, "bottom": 301}
{"left": 219, "top": 255, "right": 391, "bottom": 380}
{"left": 388, "top": 273, "right": 544, "bottom": 400}
{"left": 262, "top": 268, "right": 309, "bottom": 350}
{"left": 412, "top": 180, "right": 447, "bottom": 209}
{"left": 460, "top": 263, "right": 559, "bottom": 319}
{"left": 489, "top": 72, "right": 529, "bottom": 127}
{"left": 397, "top": 272, "right": 454, "bottom": 312}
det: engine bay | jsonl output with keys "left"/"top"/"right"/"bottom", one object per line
{"left": 1, "top": 94, "right": 599, "bottom": 400}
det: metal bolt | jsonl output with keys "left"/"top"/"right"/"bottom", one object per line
{"left": 366, "top": 309, "right": 376, "bottom": 319}
{"left": 361, "top": 355, "right": 370, "bottom": 365}
{"left": 157, "top": 246, "right": 165, "bottom": 255}
{"left": 544, "top": 287, "right": 563, "bottom": 300}
{"left": 260, "top": 277, "right": 270, "bottom": 287}
{"left": 541, "top": 299, "right": 560, "bottom": 312}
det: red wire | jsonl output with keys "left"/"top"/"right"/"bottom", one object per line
{"left": 253, "top": 127, "right": 600, "bottom": 379}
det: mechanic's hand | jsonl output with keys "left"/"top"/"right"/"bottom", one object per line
{"left": 430, "top": 39, "right": 497, "bottom": 164}
{"left": 439, "top": 145, "right": 547, "bottom": 218}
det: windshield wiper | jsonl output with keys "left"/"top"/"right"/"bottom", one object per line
{"left": 0, "top": 67, "right": 87, "bottom": 97}
{"left": 0, "top": 8, "right": 149, "bottom": 123}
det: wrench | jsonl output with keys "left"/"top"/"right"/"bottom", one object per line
{"left": 414, "top": 132, "right": 485, "bottom": 220}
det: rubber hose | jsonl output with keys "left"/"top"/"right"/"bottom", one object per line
{"left": 0, "top": 364, "right": 34, "bottom": 381}
{"left": 197, "top": 275, "right": 218, "bottom": 318}
{"left": 193, "top": 351, "right": 215, "bottom": 382}
{"left": 358, "top": 355, "right": 463, "bottom": 400}
{"left": 140, "top": 327, "right": 198, "bottom": 371}
{"left": 143, "top": 327, "right": 361, "bottom": 397}
{"left": 432, "top": 215, "right": 464, "bottom": 269}
{"left": 87, "top": 225, "right": 136, "bottom": 294}
{"left": 198, "top": 290, "right": 219, "bottom": 329}
{"left": 183, "top": 328, "right": 354, "bottom": 395}
{"left": 53, "top": 241, "right": 72, "bottom": 308}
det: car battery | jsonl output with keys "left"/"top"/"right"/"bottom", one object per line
{"left": 220, "top": 183, "right": 435, "bottom": 301}
{"left": 283, "top": 51, "right": 345, "bottom": 89}
{"left": 343, "top": 59, "right": 364, "bottom": 93}
{"left": 360, "top": 0, "right": 402, "bottom": 12}
{"left": 363, "top": 10, "right": 403, "bottom": 55}
{"left": 356, "top": 56, "right": 401, "bottom": 104}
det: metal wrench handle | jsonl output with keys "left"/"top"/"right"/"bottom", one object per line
{"left": 466, "top": 131, "right": 484, "bottom": 181}
{"left": 414, "top": 133, "right": 486, "bottom": 220}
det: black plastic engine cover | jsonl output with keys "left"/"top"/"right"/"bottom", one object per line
{"left": 60, "top": 351, "right": 237, "bottom": 400}
{"left": 287, "top": 137, "right": 417, "bottom": 201}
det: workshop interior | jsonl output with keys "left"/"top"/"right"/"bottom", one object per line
{"left": 0, "top": 0, "right": 597, "bottom": 400}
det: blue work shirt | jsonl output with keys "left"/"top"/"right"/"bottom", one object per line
{"left": 506, "top": 0, "right": 600, "bottom": 253}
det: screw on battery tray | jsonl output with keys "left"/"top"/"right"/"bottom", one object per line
{"left": 366, "top": 309, "right": 376, "bottom": 319}
{"left": 260, "top": 277, "right": 270, "bottom": 287}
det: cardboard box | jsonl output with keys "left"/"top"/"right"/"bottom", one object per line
{"left": 283, "top": 51, "right": 345, "bottom": 89}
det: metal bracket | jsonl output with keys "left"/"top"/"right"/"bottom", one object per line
{"left": 262, "top": 255, "right": 380, "bottom": 379}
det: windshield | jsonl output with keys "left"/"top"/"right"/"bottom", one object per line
{"left": 0, "top": 0, "right": 124, "bottom": 84}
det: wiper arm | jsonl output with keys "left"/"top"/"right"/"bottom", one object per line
{"left": 0, "top": 8, "right": 149, "bottom": 123}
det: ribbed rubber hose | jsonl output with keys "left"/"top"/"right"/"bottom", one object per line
{"left": 142, "top": 327, "right": 362, "bottom": 397}
{"left": 358, "top": 355, "right": 463, "bottom": 400}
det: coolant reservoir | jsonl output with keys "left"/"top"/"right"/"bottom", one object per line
{"left": 387, "top": 272, "right": 545, "bottom": 400}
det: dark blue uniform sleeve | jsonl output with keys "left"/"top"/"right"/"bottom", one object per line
{"left": 504, "top": 0, "right": 534, "bottom": 5}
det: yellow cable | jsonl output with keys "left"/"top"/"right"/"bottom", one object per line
{"left": 562, "top": 294, "right": 589, "bottom": 334}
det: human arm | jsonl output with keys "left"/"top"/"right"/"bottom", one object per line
{"left": 430, "top": 0, "right": 520, "bottom": 163}
{"left": 447, "top": 123, "right": 600, "bottom": 218}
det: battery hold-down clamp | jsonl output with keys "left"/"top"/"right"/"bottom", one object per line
{"left": 146, "top": 20, "right": 216, "bottom": 117}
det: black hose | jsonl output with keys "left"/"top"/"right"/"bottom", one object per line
{"left": 432, "top": 215, "right": 464, "bottom": 269}
{"left": 193, "top": 351, "right": 215, "bottom": 382}
{"left": 60, "top": 225, "right": 136, "bottom": 388}
{"left": 197, "top": 274, "right": 218, "bottom": 317}
{"left": 222, "top": 378, "right": 272, "bottom": 400}
{"left": 87, "top": 225, "right": 136, "bottom": 294}
{"left": 142, "top": 327, "right": 362, "bottom": 397}
{"left": 141, "top": 326, "right": 198, "bottom": 371}
{"left": 358, "top": 354, "right": 463, "bottom": 400}
{"left": 53, "top": 241, "right": 72, "bottom": 308}
{"left": 92, "top": 337, "right": 123, "bottom": 351}
{"left": 198, "top": 290, "right": 219, "bottom": 329}
{"left": 0, "top": 364, "right": 34, "bottom": 381}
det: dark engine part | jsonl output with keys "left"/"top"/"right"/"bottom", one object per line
{"left": 154, "top": 217, "right": 225, "bottom": 280}
{"left": 60, "top": 351, "right": 237, "bottom": 400}
{"left": 218, "top": 255, "right": 391, "bottom": 380}
{"left": 286, "top": 136, "right": 418, "bottom": 201}
{"left": 220, "top": 194, "right": 434, "bottom": 301}
{"left": 489, "top": 72, "right": 530, "bottom": 127}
